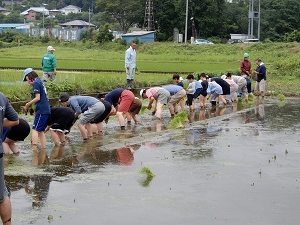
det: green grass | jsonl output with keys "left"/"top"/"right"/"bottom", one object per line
{"left": 2, "top": 41, "right": 300, "bottom": 101}
{"left": 0, "top": 58, "right": 238, "bottom": 72}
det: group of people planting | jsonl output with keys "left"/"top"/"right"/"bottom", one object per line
{"left": 0, "top": 43, "right": 266, "bottom": 224}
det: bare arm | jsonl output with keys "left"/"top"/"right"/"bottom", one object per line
{"left": 3, "top": 118, "right": 19, "bottom": 128}
{"left": 24, "top": 93, "right": 41, "bottom": 111}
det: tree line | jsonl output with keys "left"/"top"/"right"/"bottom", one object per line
{"left": 1, "top": 0, "right": 300, "bottom": 42}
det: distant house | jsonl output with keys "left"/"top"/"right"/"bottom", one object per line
{"left": 0, "top": 7, "right": 11, "bottom": 15}
{"left": 0, "top": 23, "right": 30, "bottom": 33}
{"left": 49, "top": 9, "right": 62, "bottom": 18}
{"left": 20, "top": 7, "right": 49, "bottom": 20}
{"left": 121, "top": 31, "right": 155, "bottom": 43}
{"left": 60, "top": 20, "right": 96, "bottom": 29}
{"left": 59, "top": 5, "right": 81, "bottom": 15}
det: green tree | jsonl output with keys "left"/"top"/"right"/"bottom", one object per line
{"left": 260, "top": 0, "right": 300, "bottom": 41}
{"left": 96, "top": 0, "right": 144, "bottom": 33}
{"left": 95, "top": 23, "right": 114, "bottom": 43}
{"left": 283, "top": 30, "right": 300, "bottom": 42}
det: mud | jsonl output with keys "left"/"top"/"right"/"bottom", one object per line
{"left": 4, "top": 97, "right": 300, "bottom": 225}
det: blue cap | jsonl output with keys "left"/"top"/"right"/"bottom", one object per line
{"left": 23, "top": 68, "right": 33, "bottom": 81}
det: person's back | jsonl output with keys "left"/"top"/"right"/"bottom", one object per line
{"left": 207, "top": 82, "right": 223, "bottom": 95}
{"left": 162, "top": 85, "right": 183, "bottom": 95}
{"left": 42, "top": 51, "right": 56, "bottom": 72}
{"left": 69, "top": 96, "right": 99, "bottom": 114}
{"left": 104, "top": 88, "right": 125, "bottom": 107}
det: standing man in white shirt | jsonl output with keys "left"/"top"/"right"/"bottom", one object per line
{"left": 125, "top": 42, "right": 137, "bottom": 90}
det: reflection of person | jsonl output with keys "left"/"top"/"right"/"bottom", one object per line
{"left": 45, "top": 107, "right": 76, "bottom": 146}
{"left": 116, "top": 147, "right": 134, "bottom": 166}
{"left": 162, "top": 85, "right": 186, "bottom": 116}
{"left": 125, "top": 42, "right": 137, "bottom": 89}
{"left": 2, "top": 118, "right": 30, "bottom": 155}
{"left": 104, "top": 88, "right": 135, "bottom": 130}
{"left": 32, "top": 148, "right": 48, "bottom": 166}
{"left": 23, "top": 68, "right": 51, "bottom": 151}
{"left": 42, "top": 46, "right": 57, "bottom": 82}
{"left": 254, "top": 59, "right": 267, "bottom": 98}
{"left": 0, "top": 92, "right": 19, "bottom": 225}
{"left": 59, "top": 93, "right": 106, "bottom": 140}
{"left": 140, "top": 87, "right": 170, "bottom": 120}
{"left": 50, "top": 144, "right": 65, "bottom": 161}
{"left": 25, "top": 175, "right": 52, "bottom": 208}
{"left": 240, "top": 53, "right": 252, "bottom": 93}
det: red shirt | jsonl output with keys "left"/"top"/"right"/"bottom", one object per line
{"left": 240, "top": 59, "right": 251, "bottom": 75}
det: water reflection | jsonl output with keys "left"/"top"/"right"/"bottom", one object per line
{"left": 25, "top": 176, "right": 52, "bottom": 208}
{"left": 5, "top": 99, "right": 300, "bottom": 223}
{"left": 76, "top": 140, "right": 139, "bottom": 166}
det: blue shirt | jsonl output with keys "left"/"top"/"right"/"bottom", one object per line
{"left": 195, "top": 80, "right": 203, "bottom": 89}
{"left": 104, "top": 88, "right": 125, "bottom": 107}
{"left": 162, "top": 85, "right": 183, "bottom": 95}
{"left": 33, "top": 78, "right": 51, "bottom": 114}
{"left": 207, "top": 82, "right": 223, "bottom": 95}
{"left": 68, "top": 96, "right": 99, "bottom": 114}
{"left": 255, "top": 63, "right": 266, "bottom": 81}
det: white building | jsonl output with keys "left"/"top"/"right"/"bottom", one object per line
{"left": 59, "top": 5, "right": 81, "bottom": 15}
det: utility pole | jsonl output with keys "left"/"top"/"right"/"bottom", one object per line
{"left": 248, "top": 0, "right": 261, "bottom": 39}
{"left": 143, "top": 0, "right": 154, "bottom": 31}
{"left": 184, "top": 0, "right": 188, "bottom": 43}
{"left": 88, "top": 7, "right": 91, "bottom": 28}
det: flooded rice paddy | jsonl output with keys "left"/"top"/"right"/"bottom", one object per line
{"left": 4, "top": 98, "right": 300, "bottom": 225}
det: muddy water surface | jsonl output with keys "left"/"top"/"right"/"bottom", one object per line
{"left": 4, "top": 98, "right": 300, "bottom": 225}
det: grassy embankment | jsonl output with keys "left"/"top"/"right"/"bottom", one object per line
{"left": 1, "top": 41, "right": 300, "bottom": 102}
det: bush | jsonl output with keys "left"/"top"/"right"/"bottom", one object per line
{"left": 96, "top": 23, "right": 114, "bottom": 43}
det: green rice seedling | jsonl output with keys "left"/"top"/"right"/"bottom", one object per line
{"left": 176, "top": 111, "right": 188, "bottom": 121}
{"left": 237, "top": 97, "right": 243, "bottom": 104}
{"left": 277, "top": 93, "right": 285, "bottom": 101}
{"left": 140, "top": 105, "right": 147, "bottom": 114}
{"left": 168, "top": 117, "right": 184, "bottom": 129}
{"left": 248, "top": 93, "right": 254, "bottom": 101}
{"left": 244, "top": 98, "right": 249, "bottom": 104}
{"left": 168, "top": 111, "right": 188, "bottom": 129}
{"left": 139, "top": 166, "right": 155, "bottom": 177}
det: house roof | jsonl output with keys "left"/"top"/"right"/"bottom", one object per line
{"left": 122, "top": 31, "right": 155, "bottom": 37}
{"left": 0, "top": 23, "right": 26, "bottom": 28}
{"left": 20, "top": 7, "right": 49, "bottom": 16}
{"left": 60, "top": 20, "right": 96, "bottom": 27}
{"left": 60, "top": 5, "right": 81, "bottom": 10}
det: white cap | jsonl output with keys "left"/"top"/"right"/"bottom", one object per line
{"left": 140, "top": 89, "right": 145, "bottom": 97}
{"left": 221, "top": 75, "right": 226, "bottom": 79}
{"left": 179, "top": 77, "right": 183, "bottom": 81}
{"left": 47, "top": 46, "right": 55, "bottom": 51}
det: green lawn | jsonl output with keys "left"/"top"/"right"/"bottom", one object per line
{"left": 1, "top": 41, "right": 300, "bottom": 101}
